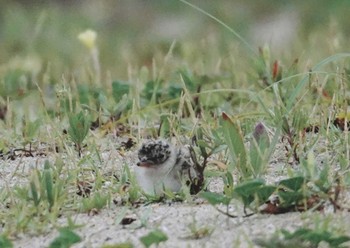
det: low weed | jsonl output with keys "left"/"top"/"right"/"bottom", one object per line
{"left": 67, "top": 111, "right": 91, "bottom": 157}
{"left": 182, "top": 217, "right": 214, "bottom": 240}
{"left": 1, "top": 160, "right": 70, "bottom": 234}
{"left": 0, "top": 234, "right": 13, "bottom": 248}
{"left": 255, "top": 216, "right": 350, "bottom": 248}
{"left": 80, "top": 191, "right": 110, "bottom": 214}
{"left": 201, "top": 148, "right": 345, "bottom": 217}
{"left": 49, "top": 227, "right": 81, "bottom": 248}
{"left": 139, "top": 229, "right": 168, "bottom": 248}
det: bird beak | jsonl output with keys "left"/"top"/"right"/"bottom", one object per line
{"left": 137, "top": 160, "right": 155, "bottom": 168}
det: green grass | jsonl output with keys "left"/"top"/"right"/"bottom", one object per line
{"left": 1, "top": 0, "right": 350, "bottom": 247}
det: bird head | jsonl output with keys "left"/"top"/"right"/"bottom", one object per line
{"left": 137, "top": 140, "right": 172, "bottom": 168}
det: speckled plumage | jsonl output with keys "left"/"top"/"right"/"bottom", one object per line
{"left": 137, "top": 140, "right": 172, "bottom": 167}
{"left": 135, "top": 139, "right": 191, "bottom": 195}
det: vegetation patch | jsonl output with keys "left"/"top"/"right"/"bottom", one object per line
{"left": 1, "top": 0, "right": 350, "bottom": 247}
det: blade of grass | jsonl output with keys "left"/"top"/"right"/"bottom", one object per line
{"left": 221, "top": 112, "right": 248, "bottom": 179}
{"left": 178, "top": 0, "right": 257, "bottom": 57}
{"left": 286, "top": 53, "right": 350, "bottom": 111}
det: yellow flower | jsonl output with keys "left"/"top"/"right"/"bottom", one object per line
{"left": 78, "top": 29, "right": 97, "bottom": 50}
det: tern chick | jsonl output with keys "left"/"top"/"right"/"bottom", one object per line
{"left": 135, "top": 139, "right": 191, "bottom": 196}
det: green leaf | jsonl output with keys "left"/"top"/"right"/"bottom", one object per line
{"left": 291, "top": 110, "right": 308, "bottom": 133}
{"left": 49, "top": 228, "right": 81, "bottom": 248}
{"left": 68, "top": 111, "right": 90, "bottom": 147}
{"left": 278, "top": 191, "right": 304, "bottom": 207}
{"left": 140, "top": 229, "right": 168, "bottom": 248}
{"left": 234, "top": 179, "right": 265, "bottom": 196}
{"left": 23, "top": 119, "right": 41, "bottom": 142}
{"left": 30, "top": 180, "right": 40, "bottom": 206}
{"left": 282, "top": 228, "right": 350, "bottom": 247}
{"left": 255, "top": 185, "right": 277, "bottom": 204}
{"left": 81, "top": 192, "right": 109, "bottom": 212}
{"left": 43, "top": 160, "right": 54, "bottom": 209}
{"left": 233, "top": 179, "right": 265, "bottom": 206}
{"left": 167, "top": 85, "right": 183, "bottom": 99}
{"left": 250, "top": 124, "right": 270, "bottom": 178}
{"left": 158, "top": 115, "right": 171, "bottom": 138}
{"left": 0, "top": 235, "right": 13, "bottom": 248}
{"left": 328, "top": 235, "right": 350, "bottom": 247}
{"left": 222, "top": 172, "right": 234, "bottom": 197}
{"left": 112, "top": 81, "right": 130, "bottom": 103}
{"left": 199, "top": 191, "right": 232, "bottom": 206}
{"left": 259, "top": 228, "right": 350, "bottom": 248}
{"left": 2, "top": 70, "right": 28, "bottom": 99}
{"left": 142, "top": 80, "right": 163, "bottom": 102}
{"left": 278, "top": 176, "right": 305, "bottom": 191}
{"left": 315, "top": 165, "right": 331, "bottom": 193}
{"left": 92, "top": 87, "right": 108, "bottom": 109}
{"left": 77, "top": 84, "right": 90, "bottom": 105}
{"left": 221, "top": 112, "right": 248, "bottom": 178}
{"left": 224, "top": 171, "right": 234, "bottom": 187}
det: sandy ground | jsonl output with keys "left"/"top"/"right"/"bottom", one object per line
{"left": 1, "top": 135, "right": 350, "bottom": 248}
{"left": 11, "top": 203, "right": 350, "bottom": 248}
